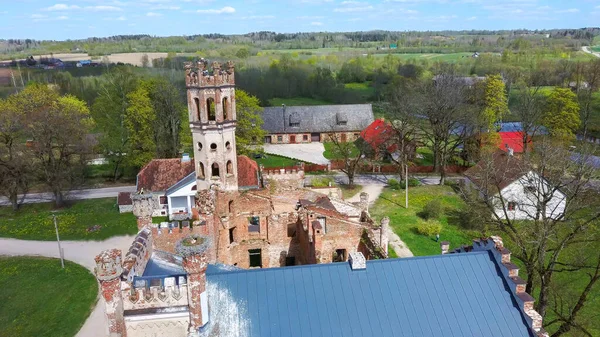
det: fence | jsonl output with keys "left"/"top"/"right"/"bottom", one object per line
{"left": 263, "top": 161, "right": 469, "bottom": 175}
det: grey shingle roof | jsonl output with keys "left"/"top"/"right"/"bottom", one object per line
{"left": 206, "top": 251, "right": 535, "bottom": 337}
{"left": 261, "top": 104, "right": 374, "bottom": 134}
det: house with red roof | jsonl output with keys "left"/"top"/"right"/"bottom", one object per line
{"left": 359, "top": 118, "right": 416, "bottom": 161}
{"left": 498, "top": 131, "right": 531, "bottom": 154}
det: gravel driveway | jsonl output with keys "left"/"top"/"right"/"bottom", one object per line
{"left": 263, "top": 143, "right": 330, "bottom": 165}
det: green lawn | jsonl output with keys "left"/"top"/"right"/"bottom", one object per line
{"left": 415, "top": 147, "right": 434, "bottom": 166}
{"left": 388, "top": 245, "right": 399, "bottom": 258}
{"left": 339, "top": 184, "right": 362, "bottom": 200}
{"left": 0, "top": 257, "right": 97, "bottom": 337}
{"left": 255, "top": 153, "right": 301, "bottom": 168}
{"left": 268, "top": 97, "right": 331, "bottom": 106}
{"left": 344, "top": 82, "right": 376, "bottom": 101}
{"left": 370, "top": 185, "right": 478, "bottom": 256}
{"left": 323, "top": 141, "right": 360, "bottom": 160}
{"left": 0, "top": 198, "right": 138, "bottom": 240}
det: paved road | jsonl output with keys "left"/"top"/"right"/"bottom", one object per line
{"left": 0, "top": 235, "right": 136, "bottom": 337}
{"left": 263, "top": 143, "right": 329, "bottom": 165}
{"left": 582, "top": 46, "right": 600, "bottom": 58}
{"left": 0, "top": 185, "right": 136, "bottom": 206}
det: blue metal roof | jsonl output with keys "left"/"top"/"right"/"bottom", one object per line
{"left": 206, "top": 251, "right": 535, "bottom": 337}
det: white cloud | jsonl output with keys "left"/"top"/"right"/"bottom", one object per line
{"left": 555, "top": 8, "right": 579, "bottom": 14}
{"left": 45, "top": 4, "right": 80, "bottom": 11}
{"left": 334, "top": 5, "right": 373, "bottom": 12}
{"left": 196, "top": 6, "right": 235, "bottom": 14}
{"left": 150, "top": 5, "right": 181, "bottom": 10}
{"left": 310, "top": 21, "right": 323, "bottom": 26}
{"left": 104, "top": 16, "right": 127, "bottom": 21}
{"left": 31, "top": 14, "right": 47, "bottom": 19}
{"left": 85, "top": 6, "right": 122, "bottom": 12}
{"left": 147, "top": 12, "right": 162, "bottom": 16}
{"left": 466, "top": 16, "right": 477, "bottom": 20}
{"left": 242, "top": 15, "right": 275, "bottom": 19}
{"left": 297, "top": 15, "right": 325, "bottom": 19}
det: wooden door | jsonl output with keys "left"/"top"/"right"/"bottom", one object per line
{"left": 290, "top": 135, "right": 296, "bottom": 143}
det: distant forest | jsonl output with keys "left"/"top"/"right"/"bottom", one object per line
{"left": 2, "top": 28, "right": 600, "bottom": 58}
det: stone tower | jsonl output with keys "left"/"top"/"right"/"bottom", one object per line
{"left": 185, "top": 60, "right": 238, "bottom": 192}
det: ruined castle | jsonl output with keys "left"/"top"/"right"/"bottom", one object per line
{"left": 94, "top": 60, "right": 388, "bottom": 337}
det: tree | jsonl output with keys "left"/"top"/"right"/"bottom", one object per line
{"left": 140, "top": 54, "right": 150, "bottom": 68}
{"left": 236, "top": 47, "right": 250, "bottom": 59}
{"left": 573, "top": 59, "right": 600, "bottom": 140}
{"left": 141, "top": 78, "right": 186, "bottom": 158}
{"left": 512, "top": 82, "right": 546, "bottom": 152}
{"left": 124, "top": 86, "right": 156, "bottom": 168}
{"left": 461, "top": 141, "right": 600, "bottom": 336}
{"left": 24, "top": 84, "right": 95, "bottom": 207}
{"left": 542, "top": 88, "right": 581, "bottom": 139}
{"left": 235, "top": 89, "right": 266, "bottom": 155}
{"left": 326, "top": 134, "right": 366, "bottom": 186}
{"left": 91, "top": 67, "right": 138, "bottom": 181}
{"left": 0, "top": 97, "right": 32, "bottom": 210}
{"left": 482, "top": 74, "right": 509, "bottom": 130}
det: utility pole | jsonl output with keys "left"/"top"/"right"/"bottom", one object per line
{"left": 52, "top": 214, "right": 65, "bottom": 268}
{"left": 405, "top": 154, "right": 408, "bottom": 209}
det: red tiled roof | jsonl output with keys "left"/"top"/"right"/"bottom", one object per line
{"left": 136, "top": 159, "right": 195, "bottom": 192}
{"left": 498, "top": 132, "right": 531, "bottom": 153}
{"left": 237, "top": 155, "right": 259, "bottom": 188}
{"left": 360, "top": 119, "right": 397, "bottom": 152}
{"left": 464, "top": 150, "right": 529, "bottom": 193}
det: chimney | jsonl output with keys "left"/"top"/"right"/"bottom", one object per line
{"left": 349, "top": 252, "right": 366, "bottom": 270}
{"left": 440, "top": 241, "right": 450, "bottom": 254}
{"left": 176, "top": 235, "right": 211, "bottom": 333}
{"left": 132, "top": 194, "right": 154, "bottom": 230}
{"left": 94, "top": 249, "right": 126, "bottom": 337}
{"left": 182, "top": 153, "right": 191, "bottom": 163}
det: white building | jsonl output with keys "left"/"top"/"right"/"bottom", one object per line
{"left": 464, "top": 151, "right": 566, "bottom": 221}
{"left": 165, "top": 172, "right": 197, "bottom": 220}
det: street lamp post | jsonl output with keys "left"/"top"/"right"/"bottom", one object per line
{"left": 52, "top": 214, "right": 65, "bottom": 268}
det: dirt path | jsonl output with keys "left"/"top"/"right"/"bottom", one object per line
{"left": 582, "top": 46, "right": 600, "bottom": 58}
{"left": 0, "top": 235, "right": 135, "bottom": 337}
{"left": 346, "top": 184, "right": 414, "bottom": 258}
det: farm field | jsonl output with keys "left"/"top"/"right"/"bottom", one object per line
{"left": 2, "top": 52, "right": 171, "bottom": 66}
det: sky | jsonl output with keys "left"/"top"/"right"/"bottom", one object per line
{"left": 0, "top": 0, "right": 599, "bottom": 40}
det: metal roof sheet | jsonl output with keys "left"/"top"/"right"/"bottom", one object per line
{"left": 206, "top": 251, "right": 535, "bottom": 337}
{"left": 261, "top": 104, "right": 374, "bottom": 134}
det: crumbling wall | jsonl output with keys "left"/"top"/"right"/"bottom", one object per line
{"left": 261, "top": 169, "right": 304, "bottom": 191}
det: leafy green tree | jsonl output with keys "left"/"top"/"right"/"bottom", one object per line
{"left": 482, "top": 74, "right": 509, "bottom": 130}
{"left": 235, "top": 89, "right": 266, "bottom": 155}
{"left": 0, "top": 97, "right": 32, "bottom": 210}
{"left": 542, "top": 88, "right": 581, "bottom": 139}
{"left": 236, "top": 47, "right": 250, "bottom": 59}
{"left": 124, "top": 87, "right": 156, "bottom": 168}
{"left": 140, "top": 78, "right": 187, "bottom": 158}
{"left": 91, "top": 67, "right": 138, "bottom": 181}
{"left": 22, "top": 84, "right": 95, "bottom": 207}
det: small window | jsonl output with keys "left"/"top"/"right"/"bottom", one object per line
{"left": 159, "top": 196, "right": 167, "bottom": 205}
{"left": 507, "top": 202, "right": 517, "bottom": 211}
{"left": 225, "top": 141, "right": 231, "bottom": 150}
{"left": 210, "top": 143, "right": 217, "bottom": 151}
{"left": 229, "top": 227, "right": 235, "bottom": 244}
{"left": 333, "top": 249, "right": 347, "bottom": 262}
{"left": 249, "top": 249, "right": 262, "bottom": 268}
{"left": 197, "top": 142, "right": 203, "bottom": 151}
{"left": 222, "top": 97, "right": 229, "bottom": 120}
{"left": 337, "top": 121, "right": 347, "bottom": 126}
{"left": 277, "top": 135, "right": 283, "bottom": 142}
{"left": 207, "top": 98, "right": 215, "bottom": 121}
{"left": 194, "top": 97, "right": 201, "bottom": 120}
{"left": 198, "top": 162, "right": 205, "bottom": 179}
{"left": 525, "top": 185, "right": 536, "bottom": 193}
{"left": 248, "top": 216, "right": 260, "bottom": 233}
{"left": 303, "top": 135, "right": 308, "bottom": 141}
{"left": 211, "top": 163, "right": 220, "bottom": 178}
{"left": 226, "top": 160, "right": 233, "bottom": 175}
{"left": 290, "top": 122, "right": 300, "bottom": 127}
{"left": 228, "top": 200, "right": 234, "bottom": 214}
{"left": 285, "top": 256, "right": 296, "bottom": 266}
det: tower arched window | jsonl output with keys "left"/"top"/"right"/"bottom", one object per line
{"left": 198, "top": 162, "right": 205, "bottom": 180}
{"left": 222, "top": 97, "right": 229, "bottom": 120}
{"left": 228, "top": 200, "right": 234, "bottom": 214}
{"left": 194, "top": 97, "right": 201, "bottom": 121}
{"left": 207, "top": 98, "right": 216, "bottom": 121}
{"left": 226, "top": 160, "right": 233, "bottom": 175}
{"left": 211, "top": 163, "right": 220, "bottom": 179}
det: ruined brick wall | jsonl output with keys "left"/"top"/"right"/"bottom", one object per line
{"left": 262, "top": 169, "right": 304, "bottom": 191}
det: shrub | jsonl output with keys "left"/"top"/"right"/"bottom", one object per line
{"left": 388, "top": 178, "right": 401, "bottom": 190}
{"left": 407, "top": 178, "right": 421, "bottom": 187}
{"left": 420, "top": 199, "right": 443, "bottom": 220}
{"left": 416, "top": 220, "right": 443, "bottom": 236}
{"left": 311, "top": 177, "right": 334, "bottom": 188}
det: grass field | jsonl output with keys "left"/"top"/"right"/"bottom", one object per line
{"left": 0, "top": 198, "right": 137, "bottom": 240}
{"left": 370, "top": 185, "right": 477, "bottom": 256}
{"left": 344, "top": 82, "right": 376, "bottom": 101}
{"left": 254, "top": 153, "right": 301, "bottom": 168}
{"left": 0, "top": 257, "right": 97, "bottom": 337}
{"left": 268, "top": 97, "right": 332, "bottom": 106}
{"left": 339, "top": 184, "right": 362, "bottom": 200}
{"left": 323, "top": 141, "right": 360, "bottom": 160}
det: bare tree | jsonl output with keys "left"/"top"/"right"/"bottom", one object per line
{"left": 511, "top": 81, "right": 546, "bottom": 152}
{"left": 461, "top": 140, "right": 600, "bottom": 335}
{"left": 572, "top": 59, "right": 600, "bottom": 140}
{"left": 327, "top": 131, "right": 367, "bottom": 186}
